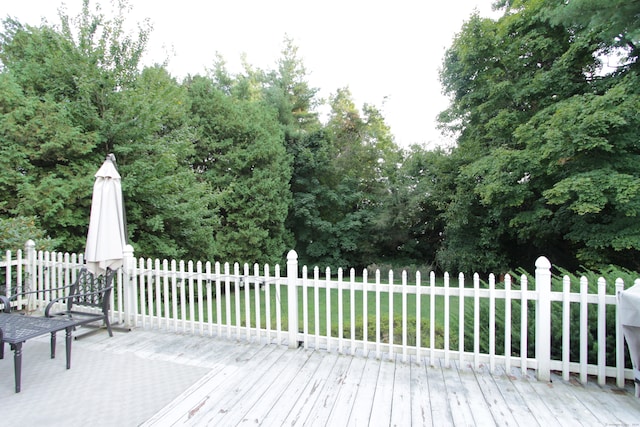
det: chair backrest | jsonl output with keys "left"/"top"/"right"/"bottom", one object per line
{"left": 67, "top": 268, "right": 115, "bottom": 313}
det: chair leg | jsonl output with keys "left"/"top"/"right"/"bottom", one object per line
{"left": 104, "top": 315, "right": 113, "bottom": 337}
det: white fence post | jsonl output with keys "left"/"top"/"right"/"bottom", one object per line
{"left": 123, "top": 244, "right": 135, "bottom": 329}
{"left": 615, "top": 278, "right": 626, "bottom": 388}
{"left": 25, "top": 240, "right": 36, "bottom": 285}
{"left": 287, "top": 250, "right": 299, "bottom": 349}
{"left": 535, "top": 256, "right": 552, "bottom": 382}
{"left": 25, "top": 240, "right": 36, "bottom": 311}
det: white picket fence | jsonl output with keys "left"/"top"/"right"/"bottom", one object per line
{"left": 2, "top": 240, "right": 639, "bottom": 388}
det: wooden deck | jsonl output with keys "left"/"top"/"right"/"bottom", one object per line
{"left": 3, "top": 327, "right": 640, "bottom": 426}
{"left": 137, "top": 330, "right": 640, "bottom": 426}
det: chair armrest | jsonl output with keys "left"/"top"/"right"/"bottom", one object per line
{"left": 7, "top": 284, "right": 72, "bottom": 301}
{"left": 0, "top": 295, "right": 10, "bottom": 313}
{"left": 44, "top": 286, "right": 113, "bottom": 317}
{"left": 44, "top": 295, "right": 68, "bottom": 317}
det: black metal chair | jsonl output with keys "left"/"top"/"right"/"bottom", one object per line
{"left": 0, "top": 294, "right": 12, "bottom": 360}
{"left": 2, "top": 267, "right": 115, "bottom": 336}
{"left": 44, "top": 268, "right": 116, "bottom": 337}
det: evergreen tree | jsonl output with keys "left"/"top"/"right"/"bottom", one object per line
{"left": 187, "top": 75, "right": 292, "bottom": 264}
{"left": 0, "top": 2, "right": 217, "bottom": 260}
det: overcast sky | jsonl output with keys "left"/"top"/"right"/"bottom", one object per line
{"left": 2, "top": 0, "right": 501, "bottom": 149}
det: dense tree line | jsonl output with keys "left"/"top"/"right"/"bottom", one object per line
{"left": 0, "top": 0, "right": 638, "bottom": 274}
{"left": 436, "top": 0, "right": 640, "bottom": 273}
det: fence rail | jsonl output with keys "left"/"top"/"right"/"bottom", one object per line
{"left": 1, "top": 240, "right": 638, "bottom": 388}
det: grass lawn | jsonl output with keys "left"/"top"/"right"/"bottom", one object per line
{"left": 138, "top": 277, "right": 530, "bottom": 353}
{"left": 143, "top": 281, "right": 460, "bottom": 343}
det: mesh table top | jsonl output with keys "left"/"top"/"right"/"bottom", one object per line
{"left": 0, "top": 313, "right": 80, "bottom": 344}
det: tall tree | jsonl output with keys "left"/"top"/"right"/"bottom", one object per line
{"left": 0, "top": 17, "right": 108, "bottom": 249}
{"left": 374, "top": 145, "right": 455, "bottom": 267}
{"left": 263, "top": 36, "right": 321, "bottom": 136}
{"left": 115, "top": 66, "right": 217, "bottom": 261}
{"left": 0, "top": 2, "right": 217, "bottom": 260}
{"left": 187, "top": 75, "right": 292, "bottom": 264}
{"left": 287, "top": 88, "right": 401, "bottom": 268}
{"left": 438, "top": 0, "right": 640, "bottom": 271}
{"left": 548, "top": 0, "right": 639, "bottom": 72}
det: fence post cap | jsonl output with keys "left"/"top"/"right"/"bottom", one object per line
{"left": 535, "top": 256, "right": 551, "bottom": 269}
{"left": 287, "top": 250, "right": 298, "bottom": 261}
{"left": 25, "top": 239, "right": 36, "bottom": 249}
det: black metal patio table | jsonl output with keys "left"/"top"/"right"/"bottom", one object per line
{"left": 0, "top": 313, "right": 83, "bottom": 392}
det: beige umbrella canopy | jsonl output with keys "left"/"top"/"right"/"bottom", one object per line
{"left": 85, "top": 154, "right": 127, "bottom": 276}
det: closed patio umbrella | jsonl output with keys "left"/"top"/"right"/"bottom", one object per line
{"left": 85, "top": 154, "right": 127, "bottom": 276}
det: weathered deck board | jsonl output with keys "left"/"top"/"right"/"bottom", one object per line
{"left": 454, "top": 361, "right": 499, "bottom": 425}
{"left": 525, "top": 369, "right": 592, "bottom": 426}
{"left": 561, "top": 378, "right": 620, "bottom": 425}
{"left": 537, "top": 373, "right": 603, "bottom": 426}
{"left": 368, "top": 356, "right": 396, "bottom": 425}
{"left": 325, "top": 352, "right": 368, "bottom": 426}
{"left": 201, "top": 346, "right": 302, "bottom": 425}
{"left": 143, "top": 343, "right": 283, "bottom": 425}
{"left": 439, "top": 358, "right": 478, "bottom": 426}
{"left": 470, "top": 363, "right": 520, "bottom": 426}
{"left": 347, "top": 353, "right": 381, "bottom": 426}
{"left": 504, "top": 367, "right": 566, "bottom": 427}
{"left": 277, "top": 350, "right": 336, "bottom": 426}
{"left": 410, "top": 356, "right": 433, "bottom": 426}
{"left": 305, "top": 353, "right": 354, "bottom": 426}
{"left": 479, "top": 364, "right": 538, "bottom": 426}
{"left": 236, "top": 349, "right": 313, "bottom": 425}
{"left": 390, "top": 355, "right": 412, "bottom": 426}
{"left": 424, "top": 358, "right": 455, "bottom": 426}
{"left": 259, "top": 350, "right": 326, "bottom": 426}
{"left": 580, "top": 377, "right": 640, "bottom": 425}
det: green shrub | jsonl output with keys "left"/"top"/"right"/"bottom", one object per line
{"left": 453, "top": 277, "right": 534, "bottom": 358}
{"left": 551, "top": 266, "right": 636, "bottom": 367}
{"left": 506, "top": 266, "right": 638, "bottom": 368}
{"left": 0, "top": 216, "right": 60, "bottom": 254}
{"left": 333, "top": 315, "right": 458, "bottom": 350}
